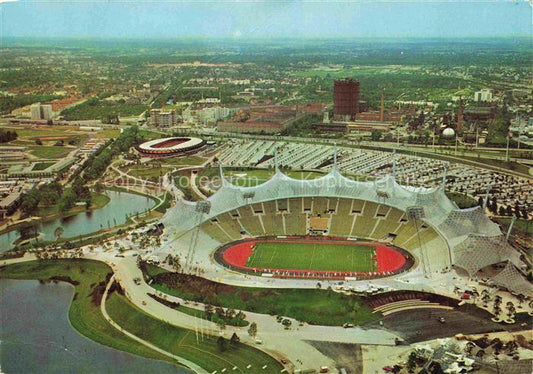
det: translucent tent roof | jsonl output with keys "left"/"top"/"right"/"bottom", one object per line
{"left": 161, "top": 166, "right": 526, "bottom": 291}
{"left": 162, "top": 168, "right": 456, "bottom": 235}
{"left": 491, "top": 261, "right": 532, "bottom": 297}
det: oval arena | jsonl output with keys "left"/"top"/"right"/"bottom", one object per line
{"left": 216, "top": 237, "right": 413, "bottom": 279}
{"left": 136, "top": 136, "right": 206, "bottom": 157}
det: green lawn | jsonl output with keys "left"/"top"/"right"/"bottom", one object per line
{"left": 125, "top": 164, "right": 172, "bottom": 180}
{"left": 32, "top": 161, "right": 55, "bottom": 171}
{"left": 246, "top": 242, "right": 377, "bottom": 272}
{"left": 145, "top": 265, "right": 380, "bottom": 326}
{"left": 495, "top": 217, "right": 533, "bottom": 236}
{"left": 446, "top": 192, "right": 478, "bottom": 209}
{"left": 106, "top": 293, "right": 282, "bottom": 373}
{"left": 29, "top": 145, "right": 73, "bottom": 159}
{"left": 161, "top": 155, "right": 206, "bottom": 167}
{"left": 176, "top": 304, "right": 249, "bottom": 327}
{"left": 0, "top": 260, "right": 175, "bottom": 365}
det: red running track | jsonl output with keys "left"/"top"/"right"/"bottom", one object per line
{"left": 375, "top": 245, "right": 406, "bottom": 273}
{"left": 221, "top": 239, "right": 406, "bottom": 276}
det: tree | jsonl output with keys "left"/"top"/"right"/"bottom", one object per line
{"left": 216, "top": 336, "right": 228, "bottom": 352}
{"left": 248, "top": 322, "right": 258, "bottom": 339}
{"left": 230, "top": 332, "right": 240, "bottom": 346}
{"left": 225, "top": 308, "right": 236, "bottom": 319}
{"left": 371, "top": 130, "right": 382, "bottom": 141}
{"left": 54, "top": 226, "right": 64, "bottom": 242}
{"left": 407, "top": 352, "right": 418, "bottom": 373}
{"left": 204, "top": 304, "right": 214, "bottom": 320}
{"left": 58, "top": 188, "right": 77, "bottom": 212}
{"left": 20, "top": 191, "right": 39, "bottom": 216}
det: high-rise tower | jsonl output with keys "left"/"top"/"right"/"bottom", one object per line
{"left": 333, "top": 78, "right": 359, "bottom": 120}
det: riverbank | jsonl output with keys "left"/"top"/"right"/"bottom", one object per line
{"left": 0, "top": 259, "right": 177, "bottom": 365}
{"left": 0, "top": 278, "right": 182, "bottom": 374}
{"left": 0, "top": 190, "right": 155, "bottom": 252}
{"left": 0, "top": 259, "right": 283, "bottom": 373}
{"left": 0, "top": 192, "right": 110, "bottom": 237}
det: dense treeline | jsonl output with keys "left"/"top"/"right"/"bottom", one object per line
{"left": 82, "top": 125, "right": 142, "bottom": 181}
{"left": 20, "top": 177, "right": 92, "bottom": 216}
{"left": 61, "top": 98, "right": 147, "bottom": 121}
{"left": 281, "top": 114, "right": 321, "bottom": 136}
{"left": 0, "top": 130, "right": 18, "bottom": 143}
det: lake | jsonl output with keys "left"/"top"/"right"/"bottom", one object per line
{"left": 0, "top": 190, "right": 155, "bottom": 252}
{"left": 0, "top": 279, "right": 191, "bottom": 374}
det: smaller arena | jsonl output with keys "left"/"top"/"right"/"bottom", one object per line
{"left": 137, "top": 137, "right": 206, "bottom": 157}
{"left": 216, "top": 237, "right": 414, "bottom": 279}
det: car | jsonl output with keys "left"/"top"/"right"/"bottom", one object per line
{"left": 382, "top": 367, "right": 394, "bottom": 372}
{"left": 343, "top": 323, "right": 354, "bottom": 328}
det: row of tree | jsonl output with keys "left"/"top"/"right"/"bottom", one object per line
{"left": 0, "top": 130, "right": 17, "bottom": 143}
{"left": 82, "top": 125, "right": 142, "bottom": 181}
{"left": 481, "top": 196, "right": 529, "bottom": 219}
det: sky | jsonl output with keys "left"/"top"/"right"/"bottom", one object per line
{"left": 1, "top": 1, "right": 531, "bottom": 39}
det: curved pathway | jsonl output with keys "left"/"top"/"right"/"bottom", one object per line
{"left": 100, "top": 274, "right": 209, "bottom": 374}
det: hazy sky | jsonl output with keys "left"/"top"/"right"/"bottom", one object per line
{"left": 1, "top": 1, "right": 531, "bottom": 39}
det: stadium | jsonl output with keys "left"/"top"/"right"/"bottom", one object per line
{"left": 158, "top": 153, "right": 529, "bottom": 295}
{"left": 136, "top": 136, "right": 206, "bottom": 157}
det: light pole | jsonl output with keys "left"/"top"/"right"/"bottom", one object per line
{"left": 505, "top": 132, "right": 510, "bottom": 162}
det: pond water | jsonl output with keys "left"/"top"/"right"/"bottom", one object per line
{"left": 0, "top": 279, "right": 190, "bottom": 374}
{"left": 0, "top": 191, "right": 155, "bottom": 252}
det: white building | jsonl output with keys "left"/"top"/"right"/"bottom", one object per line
{"left": 149, "top": 109, "right": 177, "bottom": 128}
{"left": 474, "top": 89, "right": 493, "bottom": 102}
{"left": 30, "top": 103, "right": 53, "bottom": 120}
{"left": 182, "top": 106, "right": 236, "bottom": 126}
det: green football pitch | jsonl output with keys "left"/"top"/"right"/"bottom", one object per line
{"left": 245, "top": 241, "right": 377, "bottom": 272}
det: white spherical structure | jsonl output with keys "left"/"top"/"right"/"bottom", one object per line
{"left": 442, "top": 128, "right": 455, "bottom": 138}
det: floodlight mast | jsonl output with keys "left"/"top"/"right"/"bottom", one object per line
{"left": 407, "top": 205, "right": 431, "bottom": 278}
{"left": 506, "top": 214, "right": 517, "bottom": 242}
{"left": 185, "top": 200, "right": 211, "bottom": 272}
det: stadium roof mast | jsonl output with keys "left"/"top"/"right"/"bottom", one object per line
{"left": 441, "top": 166, "right": 447, "bottom": 191}
{"left": 274, "top": 147, "right": 280, "bottom": 174}
{"left": 219, "top": 162, "right": 228, "bottom": 187}
{"left": 506, "top": 214, "right": 517, "bottom": 241}
{"left": 482, "top": 184, "right": 492, "bottom": 209}
{"left": 332, "top": 143, "right": 338, "bottom": 172}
